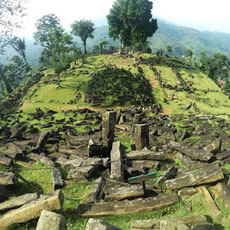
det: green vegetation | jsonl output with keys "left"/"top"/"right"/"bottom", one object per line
{"left": 71, "top": 20, "right": 95, "bottom": 54}
{"left": 107, "top": 0, "right": 157, "bottom": 52}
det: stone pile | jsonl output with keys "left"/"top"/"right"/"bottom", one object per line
{"left": 0, "top": 109, "right": 230, "bottom": 229}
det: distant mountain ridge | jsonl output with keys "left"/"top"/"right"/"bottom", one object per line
{"left": 4, "top": 18, "right": 230, "bottom": 66}
{"left": 148, "top": 19, "right": 230, "bottom": 56}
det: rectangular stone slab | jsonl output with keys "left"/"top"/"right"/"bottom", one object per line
{"left": 105, "top": 185, "right": 144, "bottom": 201}
{"left": 165, "top": 165, "right": 224, "bottom": 190}
{"left": 168, "top": 141, "right": 213, "bottom": 161}
{"left": 0, "top": 193, "right": 38, "bottom": 212}
{"left": 0, "top": 189, "right": 63, "bottom": 229}
{"left": 130, "top": 215, "right": 208, "bottom": 229}
{"left": 126, "top": 149, "right": 167, "bottom": 161}
{"left": 78, "top": 194, "right": 178, "bottom": 217}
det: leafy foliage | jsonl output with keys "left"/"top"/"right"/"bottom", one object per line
{"left": 71, "top": 20, "right": 95, "bottom": 54}
{"left": 107, "top": 0, "right": 157, "bottom": 49}
{"left": 10, "top": 37, "right": 27, "bottom": 64}
{"left": 34, "top": 14, "right": 61, "bottom": 50}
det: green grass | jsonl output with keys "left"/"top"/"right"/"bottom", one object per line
{"left": 14, "top": 53, "right": 230, "bottom": 117}
{"left": 16, "top": 161, "right": 53, "bottom": 195}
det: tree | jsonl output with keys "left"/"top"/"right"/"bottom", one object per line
{"left": 34, "top": 14, "right": 73, "bottom": 67}
{"left": 0, "top": 0, "right": 27, "bottom": 94}
{"left": 48, "top": 28, "right": 73, "bottom": 87}
{"left": 185, "top": 49, "right": 193, "bottom": 57}
{"left": 10, "top": 36, "right": 27, "bottom": 64}
{"left": 4, "top": 56, "right": 25, "bottom": 88}
{"left": 107, "top": 0, "right": 157, "bottom": 52}
{"left": 71, "top": 20, "right": 95, "bottom": 54}
{"left": 98, "top": 39, "right": 109, "bottom": 53}
{"left": 34, "top": 14, "right": 61, "bottom": 50}
{"left": 167, "top": 45, "right": 172, "bottom": 54}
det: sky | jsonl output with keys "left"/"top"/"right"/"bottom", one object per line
{"left": 19, "top": 0, "right": 230, "bottom": 37}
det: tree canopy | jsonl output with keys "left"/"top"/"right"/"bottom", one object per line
{"left": 33, "top": 14, "right": 61, "bottom": 50}
{"left": 107, "top": 0, "right": 158, "bottom": 50}
{"left": 71, "top": 20, "right": 95, "bottom": 54}
{"left": 0, "top": 0, "right": 27, "bottom": 94}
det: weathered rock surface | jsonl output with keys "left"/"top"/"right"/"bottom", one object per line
{"left": 39, "top": 155, "right": 55, "bottom": 167}
{"left": 210, "top": 182, "right": 230, "bottom": 210}
{"left": 168, "top": 141, "right": 213, "bottom": 161}
{"left": 0, "top": 155, "right": 12, "bottom": 167}
{"left": 216, "top": 150, "right": 230, "bottom": 160}
{"left": 88, "top": 139, "right": 103, "bottom": 157}
{"left": 0, "top": 189, "right": 64, "bottom": 229}
{"left": 110, "top": 141, "right": 124, "bottom": 181}
{"left": 129, "top": 160, "right": 160, "bottom": 173}
{"left": 134, "top": 124, "right": 149, "bottom": 150}
{"left": 192, "top": 224, "right": 215, "bottom": 230}
{"left": 166, "top": 165, "right": 224, "bottom": 190}
{"left": 0, "top": 171, "right": 17, "bottom": 186}
{"left": 156, "top": 165, "right": 177, "bottom": 186}
{"left": 0, "top": 193, "right": 38, "bottom": 212}
{"left": 130, "top": 215, "right": 208, "bottom": 229}
{"left": 78, "top": 194, "right": 178, "bottom": 217}
{"left": 102, "top": 111, "right": 116, "bottom": 152}
{"left": 131, "top": 221, "right": 190, "bottom": 230}
{"left": 85, "top": 218, "right": 121, "bottom": 230}
{"left": 52, "top": 167, "right": 64, "bottom": 190}
{"left": 5, "top": 142, "right": 24, "bottom": 159}
{"left": 36, "top": 210, "right": 67, "bottom": 230}
{"left": 203, "top": 139, "right": 222, "bottom": 154}
{"left": 178, "top": 187, "right": 197, "bottom": 197}
{"left": 105, "top": 184, "right": 144, "bottom": 201}
{"left": 33, "top": 130, "right": 51, "bottom": 152}
{"left": 86, "top": 177, "right": 105, "bottom": 203}
{"left": 126, "top": 149, "right": 167, "bottom": 161}
{"left": 198, "top": 186, "right": 221, "bottom": 217}
{"left": 178, "top": 153, "right": 198, "bottom": 169}
{"left": 66, "top": 157, "right": 102, "bottom": 179}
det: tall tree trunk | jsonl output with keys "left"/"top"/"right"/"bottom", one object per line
{"left": 0, "top": 78, "right": 6, "bottom": 97}
{"left": 119, "top": 40, "right": 124, "bottom": 55}
{"left": 57, "top": 74, "right": 61, "bottom": 88}
{"left": 83, "top": 40, "right": 87, "bottom": 54}
{"left": 0, "top": 65, "right": 12, "bottom": 94}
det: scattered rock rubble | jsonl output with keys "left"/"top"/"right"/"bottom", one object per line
{"left": 0, "top": 108, "right": 230, "bottom": 229}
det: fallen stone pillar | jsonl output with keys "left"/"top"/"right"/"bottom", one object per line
{"left": 0, "top": 189, "right": 64, "bottom": 229}
{"left": 78, "top": 194, "right": 178, "bottom": 217}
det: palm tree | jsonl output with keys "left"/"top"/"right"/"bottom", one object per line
{"left": 10, "top": 37, "right": 27, "bottom": 64}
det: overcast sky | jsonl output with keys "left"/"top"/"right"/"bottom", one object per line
{"left": 20, "top": 0, "right": 230, "bottom": 36}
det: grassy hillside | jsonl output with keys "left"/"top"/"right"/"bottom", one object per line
{"left": 17, "top": 54, "right": 230, "bottom": 119}
{"left": 2, "top": 54, "right": 230, "bottom": 230}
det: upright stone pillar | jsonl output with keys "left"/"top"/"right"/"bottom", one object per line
{"left": 102, "top": 111, "right": 116, "bottom": 155}
{"left": 110, "top": 141, "right": 124, "bottom": 181}
{"left": 134, "top": 124, "right": 149, "bottom": 150}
